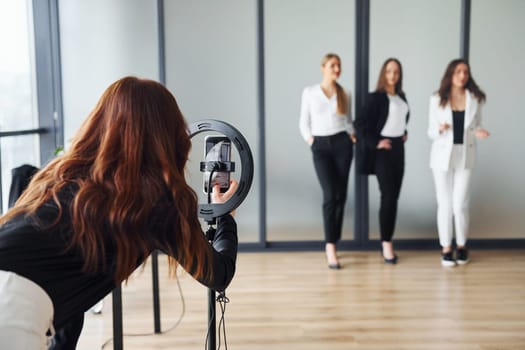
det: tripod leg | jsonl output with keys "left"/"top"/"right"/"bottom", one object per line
{"left": 208, "top": 288, "right": 216, "bottom": 350}
{"left": 151, "top": 250, "right": 161, "bottom": 333}
{"left": 112, "top": 286, "right": 123, "bottom": 350}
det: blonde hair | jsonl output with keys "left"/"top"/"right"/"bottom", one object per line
{"left": 321, "top": 53, "right": 348, "bottom": 116}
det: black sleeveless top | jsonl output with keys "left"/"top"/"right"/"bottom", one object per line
{"left": 452, "top": 110, "right": 465, "bottom": 144}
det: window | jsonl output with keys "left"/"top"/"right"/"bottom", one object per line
{"left": 0, "top": 0, "right": 39, "bottom": 212}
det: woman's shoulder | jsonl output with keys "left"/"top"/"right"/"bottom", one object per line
{"left": 303, "top": 84, "right": 320, "bottom": 94}
{"left": 429, "top": 93, "right": 441, "bottom": 106}
{"left": 301, "top": 85, "right": 322, "bottom": 102}
{"left": 368, "top": 90, "right": 387, "bottom": 98}
{"left": 366, "top": 91, "right": 387, "bottom": 103}
{"left": 465, "top": 89, "right": 484, "bottom": 105}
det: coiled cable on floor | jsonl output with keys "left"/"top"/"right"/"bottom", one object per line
{"left": 100, "top": 268, "right": 186, "bottom": 349}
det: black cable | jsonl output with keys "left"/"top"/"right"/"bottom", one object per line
{"left": 216, "top": 292, "right": 229, "bottom": 350}
{"left": 100, "top": 269, "right": 187, "bottom": 349}
{"left": 204, "top": 290, "right": 229, "bottom": 350}
{"left": 207, "top": 164, "right": 218, "bottom": 204}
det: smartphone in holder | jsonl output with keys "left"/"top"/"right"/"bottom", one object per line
{"left": 203, "top": 136, "right": 232, "bottom": 194}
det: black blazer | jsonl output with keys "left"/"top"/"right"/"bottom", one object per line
{"left": 354, "top": 91, "right": 409, "bottom": 175}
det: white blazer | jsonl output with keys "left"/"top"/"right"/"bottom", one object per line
{"left": 428, "top": 90, "right": 484, "bottom": 171}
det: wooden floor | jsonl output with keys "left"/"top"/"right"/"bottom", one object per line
{"left": 77, "top": 250, "right": 525, "bottom": 350}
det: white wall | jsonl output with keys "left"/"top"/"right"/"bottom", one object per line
{"left": 469, "top": 0, "right": 525, "bottom": 238}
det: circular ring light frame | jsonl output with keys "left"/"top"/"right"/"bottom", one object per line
{"left": 188, "top": 119, "right": 254, "bottom": 222}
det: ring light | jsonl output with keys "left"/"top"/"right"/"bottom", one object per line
{"left": 188, "top": 119, "right": 254, "bottom": 223}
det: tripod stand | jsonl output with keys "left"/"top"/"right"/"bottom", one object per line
{"left": 205, "top": 222, "right": 218, "bottom": 350}
{"left": 188, "top": 119, "right": 254, "bottom": 350}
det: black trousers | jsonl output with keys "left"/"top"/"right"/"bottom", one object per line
{"left": 311, "top": 132, "right": 353, "bottom": 243}
{"left": 374, "top": 137, "right": 404, "bottom": 242}
{"left": 48, "top": 314, "right": 84, "bottom": 350}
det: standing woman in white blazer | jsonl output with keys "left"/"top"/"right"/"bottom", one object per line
{"left": 428, "top": 59, "right": 490, "bottom": 267}
{"left": 300, "top": 53, "right": 355, "bottom": 269}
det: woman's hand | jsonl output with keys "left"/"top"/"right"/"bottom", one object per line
{"left": 439, "top": 123, "right": 451, "bottom": 133}
{"left": 212, "top": 180, "right": 239, "bottom": 216}
{"left": 377, "top": 138, "right": 392, "bottom": 150}
{"left": 475, "top": 128, "right": 490, "bottom": 139}
{"left": 307, "top": 136, "right": 314, "bottom": 146}
{"left": 350, "top": 133, "right": 357, "bottom": 143}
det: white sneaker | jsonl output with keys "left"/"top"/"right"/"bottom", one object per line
{"left": 441, "top": 251, "right": 456, "bottom": 267}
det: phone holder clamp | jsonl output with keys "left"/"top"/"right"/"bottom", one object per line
{"left": 199, "top": 161, "right": 236, "bottom": 172}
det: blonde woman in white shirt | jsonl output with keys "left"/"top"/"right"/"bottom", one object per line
{"left": 300, "top": 53, "right": 355, "bottom": 269}
{"left": 428, "top": 59, "right": 489, "bottom": 267}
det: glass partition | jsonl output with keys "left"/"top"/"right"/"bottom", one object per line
{"left": 265, "top": 0, "right": 356, "bottom": 242}
{"left": 165, "top": 0, "right": 259, "bottom": 242}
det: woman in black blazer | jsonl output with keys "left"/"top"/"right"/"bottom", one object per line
{"left": 355, "top": 58, "right": 409, "bottom": 264}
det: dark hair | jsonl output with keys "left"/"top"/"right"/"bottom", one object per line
{"left": 321, "top": 53, "right": 348, "bottom": 115}
{"left": 437, "top": 58, "right": 486, "bottom": 107}
{"left": 376, "top": 58, "right": 404, "bottom": 97}
{"left": 1, "top": 77, "right": 212, "bottom": 283}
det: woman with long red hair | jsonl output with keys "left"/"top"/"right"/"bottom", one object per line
{"left": 0, "top": 77, "right": 238, "bottom": 349}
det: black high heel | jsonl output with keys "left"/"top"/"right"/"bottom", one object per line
{"left": 382, "top": 253, "right": 398, "bottom": 264}
{"left": 328, "top": 262, "right": 342, "bottom": 270}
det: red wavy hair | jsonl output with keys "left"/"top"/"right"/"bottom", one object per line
{"left": 1, "top": 77, "right": 211, "bottom": 283}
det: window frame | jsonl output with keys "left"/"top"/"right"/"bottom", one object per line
{"left": 0, "top": 0, "right": 63, "bottom": 213}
